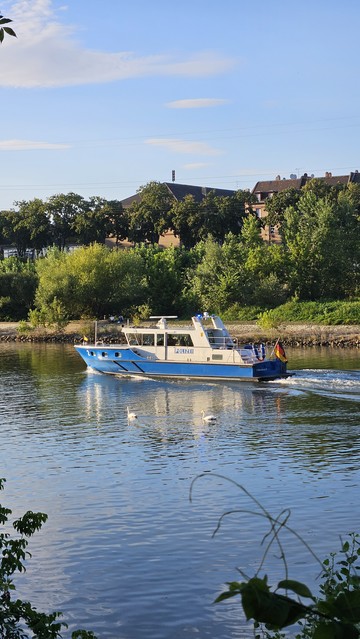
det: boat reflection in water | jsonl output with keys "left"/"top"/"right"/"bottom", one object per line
{"left": 78, "top": 367, "right": 294, "bottom": 448}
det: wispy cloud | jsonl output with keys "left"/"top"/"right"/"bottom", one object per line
{"left": 183, "top": 162, "right": 212, "bottom": 169}
{"left": 145, "top": 138, "right": 223, "bottom": 156}
{"left": 0, "top": 139, "right": 70, "bottom": 151}
{"left": 166, "top": 98, "right": 230, "bottom": 109}
{"left": 1, "top": 0, "right": 236, "bottom": 88}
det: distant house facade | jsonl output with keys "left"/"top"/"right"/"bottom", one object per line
{"left": 252, "top": 171, "right": 360, "bottom": 243}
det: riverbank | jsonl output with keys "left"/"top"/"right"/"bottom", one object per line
{"left": 0, "top": 321, "right": 359, "bottom": 347}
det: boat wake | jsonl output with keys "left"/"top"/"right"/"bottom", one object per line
{"left": 274, "top": 368, "right": 360, "bottom": 401}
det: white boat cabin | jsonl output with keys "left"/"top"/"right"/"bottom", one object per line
{"left": 121, "top": 314, "right": 263, "bottom": 365}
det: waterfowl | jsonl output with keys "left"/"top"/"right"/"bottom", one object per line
{"left": 201, "top": 410, "right": 217, "bottom": 423}
{"left": 127, "top": 407, "right": 137, "bottom": 420}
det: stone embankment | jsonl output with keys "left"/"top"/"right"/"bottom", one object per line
{"left": 0, "top": 321, "right": 359, "bottom": 347}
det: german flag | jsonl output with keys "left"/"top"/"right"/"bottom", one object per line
{"left": 274, "top": 341, "right": 287, "bottom": 363}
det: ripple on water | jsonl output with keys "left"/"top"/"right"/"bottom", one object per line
{"left": 1, "top": 344, "right": 360, "bottom": 638}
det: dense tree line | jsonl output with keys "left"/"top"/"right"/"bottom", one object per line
{"left": 0, "top": 193, "right": 127, "bottom": 256}
{"left": 0, "top": 179, "right": 359, "bottom": 322}
{"left": 0, "top": 182, "right": 254, "bottom": 256}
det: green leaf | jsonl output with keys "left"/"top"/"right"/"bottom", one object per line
{"left": 332, "top": 590, "right": 360, "bottom": 622}
{"left": 0, "top": 17, "right": 12, "bottom": 24}
{"left": 214, "top": 581, "right": 246, "bottom": 603}
{"left": 3, "top": 27, "right": 16, "bottom": 37}
{"left": 240, "top": 579, "right": 306, "bottom": 628}
{"left": 277, "top": 579, "right": 315, "bottom": 600}
{"left": 215, "top": 590, "right": 239, "bottom": 603}
{"left": 0, "top": 29, "right": 4, "bottom": 43}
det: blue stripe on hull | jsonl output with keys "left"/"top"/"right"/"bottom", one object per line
{"left": 74, "top": 346, "right": 287, "bottom": 381}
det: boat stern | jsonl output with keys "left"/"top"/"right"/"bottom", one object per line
{"left": 253, "top": 358, "right": 288, "bottom": 380}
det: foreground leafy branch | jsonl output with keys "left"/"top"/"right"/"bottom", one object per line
{"left": 0, "top": 14, "right": 16, "bottom": 42}
{"left": 191, "top": 473, "right": 360, "bottom": 638}
{"left": 0, "top": 478, "right": 96, "bottom": 639}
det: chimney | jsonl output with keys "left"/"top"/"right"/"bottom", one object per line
{"left": 275, "top": 175, "right": 281, "bottom": 181}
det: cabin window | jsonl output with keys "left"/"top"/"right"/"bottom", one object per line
{"left": 157, "top": 334, "right": 164, "bottom": 346}
{"left": 167, "top": 334, "right": 194, "bottom": 347}
{"left": 212, "top": 354, "right": 223, "bottom": 360}
{"left": 127, "top": 333, "right": 140, "bottom": 345}
{"left": 142, "top": 334, "right": 155, "bottom": 346}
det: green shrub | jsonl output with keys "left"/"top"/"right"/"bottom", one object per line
{"left": 28, "top": 297, "right": 69, "bottom": 331}
{"left": 257, "top": 309, "right": 282, "bottom": 329}
{"left": 17, "top": 320, "right": 32, "bottom": 334}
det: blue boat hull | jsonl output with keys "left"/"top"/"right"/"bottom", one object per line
{"left": 75, "top": 346, "right": 288, "bottom": 382}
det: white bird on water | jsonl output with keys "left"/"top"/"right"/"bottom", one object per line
{"left": 127, "top": 406, "right": 137, "bottom": 421}
{"left": 201, "top": 410, "right": 217, "bottom": 423}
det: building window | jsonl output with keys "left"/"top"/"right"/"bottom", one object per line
{"left": 255, "top": 208, "right": 262, "bottom": 218}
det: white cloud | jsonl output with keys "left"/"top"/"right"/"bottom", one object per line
{"left": 166, "top": 98, "right": 229, "bottom": 109}
{"left": 0, "top": 139, "right": 70, "bottom": 150}
{"left": 0, "top": 1, "right": 236, "bottom": 88}
{"left": 145, "top": 138, "right": 223, "bottom": 156}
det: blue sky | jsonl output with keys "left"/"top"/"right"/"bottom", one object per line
{"left": 1, "top": 0, "right": 359, "bottom": 209}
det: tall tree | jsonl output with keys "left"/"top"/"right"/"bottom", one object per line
{"left": 103, "top": 199, "right": 129, "bottom": 245}
{"left": 46, "top": 192, "right": 86, "bottom": 249}
{"left": 0, "top": 200, "right": 50, "bottom": 257}
{"left": 127, "top": 182, "right": 173, "bottom": 244}
{"left": 281, "top": 188, "right": 360, "bottom": 300}
{"left": 170, "top": 189, "right": 253, "bottom": 248}
{"left": 170, "top": 195, "right": 202, "bottom": 249}
{"left": 71, "top": 196, "right": 110, "bottom": 245}
{"left": 265, "top": 187, "right": 301, "bottom": 229}
{"left": 13, "top": 199, "right": 51, "bottom": 253}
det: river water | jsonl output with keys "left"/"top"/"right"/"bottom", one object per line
{"left": 0, "top": 343, "right": 359, "bottom": 638}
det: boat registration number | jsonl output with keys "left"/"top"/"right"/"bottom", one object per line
{"left": 174, "top": 348, "right": 194, "bottom": 354}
